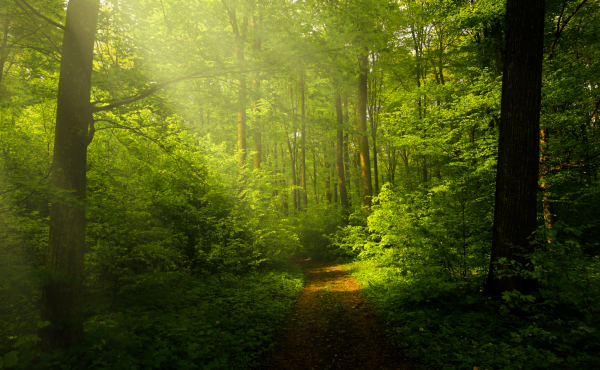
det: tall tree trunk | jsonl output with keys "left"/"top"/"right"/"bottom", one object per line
{"left": 539, "top": 127, "right": 555, "bottom": 235}
{"left": 281, "top": 145, "right": 289, "bottom": 216}
{"left": 422, "top": 156, "right": 427, "bottom": 184}
{"left": 273, "top": 142, "right": 279, "bottom": 197}
{"left": 343, "top": 98, "right": 351, "bottom": 206}
{"left": 324, "top": 141, "right": 332, "bottom": 203}
{"left": 285, "top": 125, "right": 298, "bottom": 212}
{"left": 224, "top": 4, "right": 248, "bottom": 169}
{"left": 312, "top": 144, "right": 318, "bottom": 205}
{"left": 252, "top": 12, "right": 262, "bottom": 169}
{"left": 357, "top": 53, "right": 373, "bottom": 209}
{"left": 483, "top": 0, "right": 545, "bottom": 296}
{"left": 369, "top": 71, "right": 380, "bottom": 195}
{"left": 300, "top": 75, "right": 308, "bottom": 208}
{"left": 237, "top": 15, "right": 248, "bottom": 169}
{"left": 40, "top": 0, "right": 100, "bottom": 351}
{"left": 334, "top": 88, "right": 349, "bottom": 212}
{"left": 401, "top": 149, "right": 413, "bottom": 192}
{"left": 0, "top": 20, "right": 11, "bottom": 85}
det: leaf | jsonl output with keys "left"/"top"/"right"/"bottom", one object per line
{"left": 2, "top": 351, "right": 19, "bottom": 368}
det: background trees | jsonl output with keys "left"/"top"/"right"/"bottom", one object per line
{"left": 1, "top": 0, "right": 600, "bottom": 368}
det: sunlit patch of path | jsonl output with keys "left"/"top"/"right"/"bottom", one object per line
{"left": 258, "top": 258, "right": 409, "bottom": 370}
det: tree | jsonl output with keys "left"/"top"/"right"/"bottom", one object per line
{"left": 357, "top": 52, "right": 373, "bottom": 209}
{"left": 40, "top": 0, "right": 99, "bottom": 350}
{"left": 334, "top": 86, "right": 349, "bottom": 213}
{"left": 222, "top": 0, "right": 248, "bottom": 170}
{"left": 252, "top": 9, "right": 262, "bottom": 170}
{"left": 483, "top": 0, "right": 545, "bottom": 296}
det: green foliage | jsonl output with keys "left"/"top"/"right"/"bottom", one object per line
{"left": 342, "top": 222, "right": 600, "bottom": 369}
{"left": 8, "top": 264, "right": 303, "bottom": 370}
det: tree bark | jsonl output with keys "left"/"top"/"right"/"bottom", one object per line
{"left": 312, "top": 144, "right": 318, "bottom": 205}
{"left": 281, "top": 145, "right": 288, "bottom": 216}
{"left": 40, "top": 0, "right": 100, "bottom": 351}
{"left": 343, "top": 98, "right": 352, "bottom": 206}
{"left": 483, "top": 0, "right": 545, "bottom": 296}
{"left": 300, "top": 75, "right": 307, "bottom": 208}
{"left": 224, "top": 3, "right": 248, "bottom": 169}
{"left": 357, "top": 53, "right": 373, "bottom": 209}
{"left": 252, "top": 12, "right": 262, "bottom": 170}
{"left": 0, "top": 20, "right": 11, "bottom": 85}
{"left": 334, "top": 88, "right": 349, "bottom": 212}
{"left": 539, "top": 127, "right": 555, "bottom": 236}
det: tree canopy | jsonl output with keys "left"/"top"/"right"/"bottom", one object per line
{"left": 1, "top": 0, "right": 599, "bottom": 368}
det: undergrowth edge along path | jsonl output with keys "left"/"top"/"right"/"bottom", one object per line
{"left": 260, "top": 258, "right": 409, "bottom": 370}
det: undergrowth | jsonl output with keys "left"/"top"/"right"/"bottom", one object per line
{"left": 1, "top": 263, "right": 304, "bottom": 370}
{"left": 345, "top": 257, "right": 600, "bottom": 370}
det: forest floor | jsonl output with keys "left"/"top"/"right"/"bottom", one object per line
{"left": 259, "top": 258, "right": 409, "bottom": 370}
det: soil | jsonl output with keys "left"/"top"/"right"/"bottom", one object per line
{"left": 259, "top": 258, "right": 409, "bottom": 370}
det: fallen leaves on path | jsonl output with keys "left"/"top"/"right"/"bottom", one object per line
{"left": 259, "top": 258, "right": 409, "bottom": 370}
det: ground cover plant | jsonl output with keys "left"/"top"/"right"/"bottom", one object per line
{"left": 338, "top": 217, "right": 600, "bottom": 369}
{"left": 4, "top": 265, "right": 303, "bottom": 370}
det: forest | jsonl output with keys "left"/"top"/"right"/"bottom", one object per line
{"left": 0, "top": 0, "right": 599, "bottom": 369}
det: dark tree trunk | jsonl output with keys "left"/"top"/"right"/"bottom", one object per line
{"left": 357, "top": 53, "right": 373, "bottom": 209}
{"left": 40, "top": 0, "right": 100, "bottom": 351}
{"left": 483, "top": 0, "right": 545, "bottom": 296}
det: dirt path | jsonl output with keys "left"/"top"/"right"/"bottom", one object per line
{"left": 259, "top": 258, "right": 409, "bottom": 370}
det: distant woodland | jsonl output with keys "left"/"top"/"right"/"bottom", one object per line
{"left": 1, "top": 0, "right": 599, "bottom": 369}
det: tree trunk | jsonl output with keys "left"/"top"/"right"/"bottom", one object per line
{"left": 273, "top": 142, "right": 279, "bottom": 197}
{"left": 401, "top": 149, "right": 413, "bottom": 192}
{"left": 252, "top": 13, "right": 262, "bottom": 170}
{"left": 0, "top": 20, "right": 11, "bottom": 85}
{"left": 285, "top": 124, "right": 298, "bottom": 212}
{"left": 539, "top": 127, "right": 555, "bottom": 238}
{"left": 40, "top": 0, "right": 100, "bottom": 351}
{"left": 368, "top": 71, "right": 380, "bottom": 196}
{"left": 224, "top": 5, "right": 248, "bottom": 169}
{"left": 312, "top": 144, "right": 318, "bottom": 204}
{"left": 281, "top": 145, "right": 288, "bottom": 216}
{"left": 357, "top": 53, "right": 373, "bottom": 209}
{"left": 343, "top": 98, "right": 351, "bottom": 206}
{"left": 422, "top": 156, "right": 427, "bottom": 185}
{"left": 300, "top": 75, "right": 308, "bottom": 208}
{"left": 334, "top": 89, "right": 349, "bottom": 212}
{"left": 324, "top": 141, "right": 332, "bottom": 203}
{"left": 483, "top": 0, "right": 545, "bottom": 296}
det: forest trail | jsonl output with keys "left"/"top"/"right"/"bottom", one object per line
{"left": 260, "top": 258, "right": 409, "bottom": 370}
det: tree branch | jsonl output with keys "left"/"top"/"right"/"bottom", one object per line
{"left": 14, "top": 0, "right": 66, "bottom": 31}
{"left": 547, "top": 0, "right": 588, "bottom": 61}
{"left": 90, "top": 47, "right": 345, "bottom": 113}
